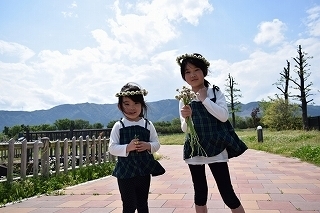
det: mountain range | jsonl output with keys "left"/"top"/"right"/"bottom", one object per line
{"left": 0, "top": 99, "right": 319, "bottom": 131}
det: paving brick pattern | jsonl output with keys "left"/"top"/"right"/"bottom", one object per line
{"left": 1, "top": 145, "right": 320, "bottom": 213}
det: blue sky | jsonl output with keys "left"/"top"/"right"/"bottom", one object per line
{"left": 0, "top": 0, "right": 319, "bottom": 111}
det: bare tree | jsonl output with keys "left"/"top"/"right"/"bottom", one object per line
{"left": 225, "top": 73, "right": 242, "bottom": 128}
{"left": 289, "top": 45, "right": 314, "bottom": 130}
{"left": 273, "top": 60, "right": 290, "bottom": 104}
{"left": 251, "top": 107, "right": 260, "bottom": 128}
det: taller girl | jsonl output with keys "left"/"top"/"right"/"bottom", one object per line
{"left": 176, "top": 53, "right": 247, "bottom": 213}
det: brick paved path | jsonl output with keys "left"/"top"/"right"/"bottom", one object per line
{"left": 1, "top": 145, "right": 320, "bottom": 213}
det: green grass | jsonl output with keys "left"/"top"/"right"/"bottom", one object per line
{"left": 159, "top": 129, "right": 320, "bottom": 166}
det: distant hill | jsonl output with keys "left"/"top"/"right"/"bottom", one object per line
{"left": 0, "top": 100, "right": 319, "bottom": 130}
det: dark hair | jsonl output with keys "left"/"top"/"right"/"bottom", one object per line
{"left": 179, "top": 53, "right": 210, "bottom": 87}
{"left": 117, "top": 83, "right": 148, "bottom": 117}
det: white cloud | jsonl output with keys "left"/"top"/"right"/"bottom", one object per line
{"left": 106, "top": 0, "right": 213, "bottom": 56}
{"left": 0, "top": 40, "right": 35, "bottom": 63}
{"left": 135, "top": 0, "right": 213, "bottom": 25}
{"left": 1, "top": 1, "right": 320, "bottom": 112}
{"left": 306, "top": 6, "right": 320, "bottom": 36}
{"left": 61, "top": 11, "right": 78, "bottom": 18}
{"left": 62, "top": 1, "right": 78, "bottom": 18}
{"left": 70, "top": 1, "right": 77, "bottom": 8}
{"left": 91, "top": 29, "right": 124, "bottom": 60}
{"left": 107, "top": 0, "right": 177, "bottom": 55}
{"left": 254, "top": 19, "right": 287, "bottom": 46}
{"left": 209, "top": 44, "right": 308, "bottom": 104}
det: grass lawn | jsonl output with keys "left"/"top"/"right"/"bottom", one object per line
{"left": 159, "top": 129, "right": 320, "bottom": 166}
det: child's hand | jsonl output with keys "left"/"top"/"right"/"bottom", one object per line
{"left": 134, "top": 141, "right": 151, "bottom": 152}
{"left": 181, "top": 105, "right": 192, "bottom": 119}
{"left": 127, "top": 138, "right": 139, "bottom": 152}
{"left": 196, "top": 87, "right": 207, "bottom": 102}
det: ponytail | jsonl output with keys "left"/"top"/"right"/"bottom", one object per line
{"left": 204, "top": 79, "right": 210, "bottom": 87}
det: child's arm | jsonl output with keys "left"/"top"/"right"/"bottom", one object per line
{"left": 109, "top": 121, "right": 135, "bottom": 157}
{"left": 148, "top": 121, "right": 160, "bottom": 153}
{"left": 202, "top": 89, "right": 229, "bottom": 122}
{"left": 179, "top": 100, "right": 188, "bottom": 132}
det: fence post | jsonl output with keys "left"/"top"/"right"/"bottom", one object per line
{"left": 33, "top": 140, "right": 39, "bottom": 177}
{"left": 25, "top": 128, "right": 33, "bottom": 162}
{"left": 79, "top": 136, "right": 83, "bottom": 167}
{"left": 72, "top": 136, "right": 76, "bottom": 170}
{"left": 92, "top": 135, "right": 96, "bottom": 165}
{"left": 55, "top": 140, "right": 60, "bottom": 174}
{"left": 103, "top": 137, "right": 107, "bottom": 163}
{"left": 86, "top": 136, "right": 90, "bottom": 165}
{"left": 97, "top": 136, "right": 102, "bottom": 164}
{"left": 69, "top": 121, "right": 74, "bottom": 139}
{"left": 41, "top": 137, "right": 50, "bottom": 177}
{"left": 21, "top": 139, "right": 27, "bottom": 179}
{"left": 7, "top": 138, "right": 14, "bottom": 182}
{"left": 25, "top": 128, "right": 30, "bottom": 142}
{"left": 63, "top": 138, "right": 69, "bottom": 174}
{"left": 107, "top": 138, "right": 116, "bottom": 162}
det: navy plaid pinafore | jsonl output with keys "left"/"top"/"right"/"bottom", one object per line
{"left": 183, "top": 86, "right": 248, "bottom": 159}
{"left": 112, "top": 118, "right": 165, "bottom": 179}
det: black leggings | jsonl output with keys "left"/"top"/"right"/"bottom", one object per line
{"left": 188, "top": 162, "right": 241, "bottom": 209}
{"left": 117, "top": 175, "right": 151, "bottom": 213}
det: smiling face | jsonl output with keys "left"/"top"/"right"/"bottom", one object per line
{"left": 119, "top": 96, "right": 142, "bottom": 121}
{"left": 184, "top": 62, "right": 205, "bottom": 92}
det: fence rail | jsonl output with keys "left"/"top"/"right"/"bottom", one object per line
{"left": 0, "top": 135, "right": 115, "bottom": 183}
{"left": 23, "top": 128, "right": 112, "bottom": 142}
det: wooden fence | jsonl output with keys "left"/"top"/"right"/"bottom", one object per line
{"left": 23, "top": 128, "right": 112, "bottom": 142}
{"left": 0, "top": 135, "right": 115, "bottom": 183}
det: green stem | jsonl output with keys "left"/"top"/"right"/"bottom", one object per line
{"left": 185, "top": 117, "right": 207, "bottom": 157}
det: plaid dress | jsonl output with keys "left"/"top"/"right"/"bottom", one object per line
{"left": 183, "top": 89, "right": 248, "bottom": 159}
{"left": 112, "top": 119, "right": 165, "bottom": 179}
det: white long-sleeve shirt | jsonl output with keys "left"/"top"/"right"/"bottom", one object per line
{"left": 179, "top": 86, "right": 229, "bottom": 164}
{"left": 109, "top": 117, "right": 160, "bottom": 157}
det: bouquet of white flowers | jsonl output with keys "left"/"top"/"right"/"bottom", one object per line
{"left": 175, "top": 86, "right": 207, "bottom": 157}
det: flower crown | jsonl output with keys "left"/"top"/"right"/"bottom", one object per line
{"left": 115, "top": 89, "right": 148, "bottom": 97}
{"left": 176, "top": 53, "right": 210, "bottom": 68}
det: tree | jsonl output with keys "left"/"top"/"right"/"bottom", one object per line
{"left": 171, "top": 118, "right": 181, "bottom": 126}
{"left": 54, "top": 118, "right": 73, "bottom": 130}
{"left": 251, "top": 107, "right": 261, "bottom": 128}
{"left": 2, "top": 126, "right": 9, "bottom": 135}
{"left": 30, "top": 124, "right": 56, "bottom": 131}
{"left": 289, "top": 45, "right": 314, "bottom": 130}
{"left": 273, "top": 60, "right": 290, "bottom": 103}
{"left": 260, "top": 98, "right": 302, "bottom": 130}
{"left": 6, "top": 125, "right": 24, "bottom": 138}
{"left": 225, "top": 73, "right": 242, "bottom": 128}
{"left": 92, "top": 123, "right": 104, "bottom": 129}
{"left": 234, "top": 116, "right": 248, "bottom": 129}
{"left": 107, "top": 120, "right": 117, "bottom": 128}
{"left": 73, "top": 119, "right": 90, "bottom": 129}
